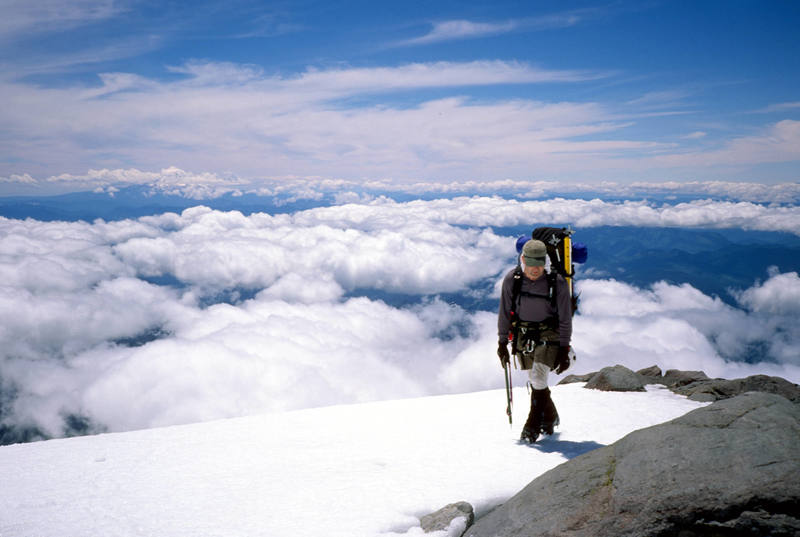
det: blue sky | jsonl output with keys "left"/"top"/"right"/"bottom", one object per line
{"left": 1, "top": 0, "right": 799, "bottom": 194}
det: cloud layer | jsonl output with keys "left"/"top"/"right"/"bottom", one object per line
{"left": 4, "top": 166, "right": 800, "bottom": 205}
{"left": 1, "top": 199, "right": 799, "bottom": 442}
{"left": 1, "top": 57, "right": 799, "bottom": 184}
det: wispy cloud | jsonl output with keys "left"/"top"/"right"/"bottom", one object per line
{"left": 753, "top": 101, "right": 800, "bottom": 114}
{"left": 0, "top": 60, "right": 619, "bottom": 180}
{"left": 682, "top": 131, "right": 707, "bottom": 139}
{"left": 0, "top": 0, "right": 163, "bottom": 82}
{"left": 651, "top": 120, "right": 800, "bottom": 168}
{"left": 230, "top": 11, "right": 306, "bottom": 39}
{"left": 400, "top": 19, "right": 519, "bottom": 46}
{"left": 286, "top": 60, "right": 607, "bottom": 93}
{"left": 1, "top": 35, "right": 163, "bottom": 81}
{"left": 0, "top": 0, "right": 125, "bottom": 41}
{"left": 626, "top": 90, "right": 691, "bottom": 108}
{"left": 398, "top": 10, "right": 590, "bottom": 47}
{"left": 0, "top": 58, "right": 797, "bottom": 185}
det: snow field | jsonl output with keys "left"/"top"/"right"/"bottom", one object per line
{"left": 0, "top": 383, "right": 707, "bottom": 537}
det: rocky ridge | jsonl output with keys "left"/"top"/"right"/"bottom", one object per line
{"left": 560, "top": 364, "right": 800, "bottom": 403}
{"left": 423, "top": 367, "right": 800, "bottom": 537}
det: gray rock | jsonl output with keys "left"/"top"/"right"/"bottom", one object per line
{"left": 635, "top": 365, "right": 662, "bottom": 378}
{"left": 420, "top": 501, "right": 474, "bottom": 535}
{"left": 660, "top": 369, "right": 710, "bottom": 388}
{"left": 702, "top": 508, "right": 800, "bottom": 535}
{"left": 464, "top": 392, "right": 800, "bottom": 537}
{"left": 584, "top": 365, "right": 646, "bottom": 392}
{"left": 673, "top": 374, "right": 800, "bottom": 403}
{"left": 557, "top": 373, "right": 595, "bottom": 385}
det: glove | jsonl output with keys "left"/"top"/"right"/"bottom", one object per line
{"left": 555, "top": 345, "right": 571, "bottom": 374}
{"left": 497, "top": 341, "right": 510, "bottom": 368}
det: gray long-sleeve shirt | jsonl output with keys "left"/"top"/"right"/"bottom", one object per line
{"left": 497, "top": 268, "right": 572, "bottom": 347}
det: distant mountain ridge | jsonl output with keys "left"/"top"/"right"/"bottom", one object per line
{"left": 495, "top": 224, "right": 800, "bottom": 307}
{"left": 0, "top": 186, "right": 330, "bottom": 221}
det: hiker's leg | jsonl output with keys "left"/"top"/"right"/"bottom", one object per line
{"left": 528, "top": 362, "right": 549, "bottom": 390}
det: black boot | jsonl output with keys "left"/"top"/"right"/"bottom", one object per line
{"left": 520, "top": 390, "right": 544, "bottom": 444}
{"left": 539, "top": 388, "right": 559, "bottom": 436}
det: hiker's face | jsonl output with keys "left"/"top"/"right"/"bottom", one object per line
{"left": 523, "top": 262, "right": 545, "bottom": 281}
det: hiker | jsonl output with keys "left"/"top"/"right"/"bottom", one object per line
{"left": 497, "top": 239, "right": 572, "bottom": 443}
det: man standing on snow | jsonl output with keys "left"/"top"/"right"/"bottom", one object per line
{"left": 497, "top": 239, "right": 572, "bottom": 444}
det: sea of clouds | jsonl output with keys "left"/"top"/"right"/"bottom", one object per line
{"left": 1, "top": 196, "right": 799, "bottom": 441}
{"left": 5, "top": 168, "right": 800, "bottom": 205}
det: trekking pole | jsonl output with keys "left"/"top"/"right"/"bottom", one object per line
{"left": 503, "top": 361, "right": 513, "bottom": 426}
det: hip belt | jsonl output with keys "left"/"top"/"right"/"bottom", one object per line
{"left": 512, "top": 318, "right": 559, "bottom": 354}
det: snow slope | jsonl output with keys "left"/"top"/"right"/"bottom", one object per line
{"left": 0, "top": 383, "right": 707, "bottom": 537}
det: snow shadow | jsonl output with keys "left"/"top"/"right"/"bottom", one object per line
{"left": 527, "top": 433, "right": 606, "bottom": 459}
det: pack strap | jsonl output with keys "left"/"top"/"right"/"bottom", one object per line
{"left": 509, "top": 268, "right": 559, "bottom": 353}
{"left": 511, "top": 269, "right": 558, "bottom": 310}
{"left": 509, "top": 268, "right": 523, "bottom": 355}
{"left": 517, "top": 272, "right": 558, "bottom": 310}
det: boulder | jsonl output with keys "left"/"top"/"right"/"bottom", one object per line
{"left": 660, "top": 369, "right": 710, "bottom": 388}
{"left": 583, "top": 365, "right": 646, "bottom": 392}
{"left": 635, "top": 365, "right": 663, "bottom": 379}
{"left": 464, "top": 392, "right": 800, "bottom": 537}
{"left": 557, "top": 373, "right": 595, "bottom": 385}
{"left": 420, "top": 501, "right": 474, "bottom": 535}
{"left": 673, "top": 374, "right": 800, "bottom": 403}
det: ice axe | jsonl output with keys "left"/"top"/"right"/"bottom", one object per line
{"left": 503, "top": 361, "right": 513, "bottom": 426}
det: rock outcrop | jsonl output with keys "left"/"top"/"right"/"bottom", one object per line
{"left": 559, "top": 365, "right": 800, "bottom": 403}
{"left": 583, "top": 365, "right": 646, "bottom": 392}
{"left": 464, "top": 392, "right": 800, "bottom": 537}
{"left": 660, "top": 369, "right": 710, "bottom": 388}
{"left": 673, "top": 374, "right": 800, "bottom": 403}
{"left": 558, "top": 372, "right": 594, "bottom": 384}
{"left": 421, "top": 501, "right": 474, "bottom": 535}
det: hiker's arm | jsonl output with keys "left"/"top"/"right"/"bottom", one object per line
{"left": 497, "top": 271, "right": 513, "bottom": 342}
